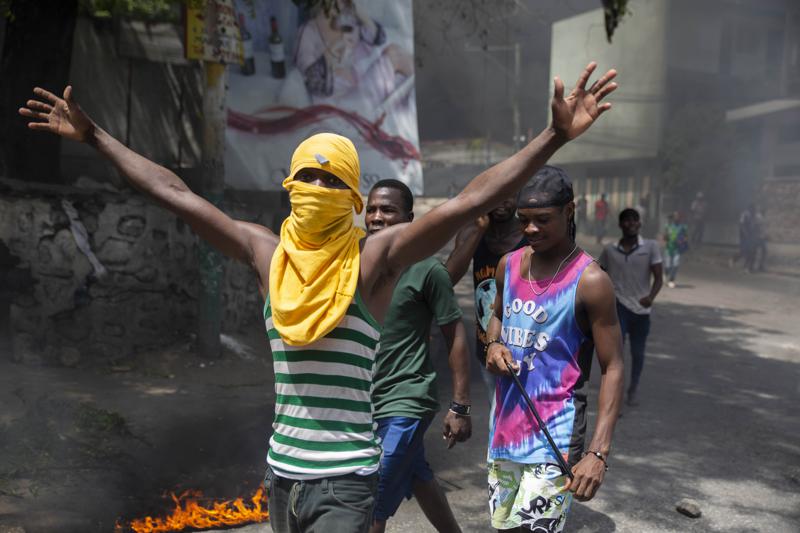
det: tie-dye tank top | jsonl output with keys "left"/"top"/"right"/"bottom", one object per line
{"left": 489, "top": 248, "right": 594, "bottom": 466}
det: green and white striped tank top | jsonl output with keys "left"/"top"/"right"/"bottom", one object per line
{"left": 264, "top": 292, "right": 383, "bottom": 479}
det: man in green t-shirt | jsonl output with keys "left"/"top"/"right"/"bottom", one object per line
{"left": 366, "top": 180, "right": 472, "bottom": 533}
{"left": 663, "top": 211, "right": 688, "bottom": 288}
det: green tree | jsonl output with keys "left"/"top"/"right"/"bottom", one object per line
{"left": 77, "top": 0, "right": 181, "bottom": 21}
{"left": 659, "top": 103, "right": 742, "bottom": 212}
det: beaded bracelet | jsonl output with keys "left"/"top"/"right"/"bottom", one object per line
{"left": 484, "top": 338, "right": 504, "bottom": 354}
{"left": 582, "top": 450, "right": 609, "bottom": 471}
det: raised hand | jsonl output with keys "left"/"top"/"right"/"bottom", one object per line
{"left": 18, "top": 86, "right": 94, "bottom": 143}
{"left": 551, "top": 62, "right": 617, "bottom": 141}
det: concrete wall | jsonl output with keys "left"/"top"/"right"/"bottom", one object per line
{"left": 549, "top": 0, "right": 668, "bottom": 165}
{"left": 753, "top": 108, "right": 800, "bottom": 243}
{"left": 0, "top": 178, "right": 285, "bottom": 366}
{"left": 0, "top": 15, "right": 307, "bottom": 366}
{"left": 550, "top": 0, "right": 800, "bottom": 244}
{"left": 665, "top": 0, "right": 724, "bottom": 76}
{"left": 60, "top": 16, "right": 203, "bottom": 186}
{"left": 538, "top": 0, "right": 672, "bottom": 238}
{"left": 761, "top": 179, "right": 800, "bottom": 244}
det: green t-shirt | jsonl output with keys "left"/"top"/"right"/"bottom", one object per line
{"left": 372, "top": 257, "right": 463, "bottom": 419}
{"left": 665, "top": 222, "right": 688, "bottom": 255}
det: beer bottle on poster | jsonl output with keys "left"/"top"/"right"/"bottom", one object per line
{"left": 269, "top": 16, "right": 286, "bottom": 79}
{"left": 239, "top": 15, "right": 255, "bottom": 75}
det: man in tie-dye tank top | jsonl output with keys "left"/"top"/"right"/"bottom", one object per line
{"left": 485, "top": 166, "right": 624, "bottom": 532}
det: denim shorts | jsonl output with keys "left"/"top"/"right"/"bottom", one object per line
{"left": 373, "top": 415, "right": 434, "bottom": 521}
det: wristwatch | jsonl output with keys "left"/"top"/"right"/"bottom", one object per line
{"left": 449, "top": 401, "right": 471, "bottom": 416}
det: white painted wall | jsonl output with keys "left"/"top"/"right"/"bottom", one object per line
{"left": 549, "top": 0, "right": 668, "bottom": 165}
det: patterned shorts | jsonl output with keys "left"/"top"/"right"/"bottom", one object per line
{"left": 488, "top": 461, "right": 572, "bottom": 532}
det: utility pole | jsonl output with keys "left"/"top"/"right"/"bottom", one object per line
{"left": 185, "top": 0, "right": 241, "bottom": 359}
{"left": 186, "top": 0, "right": 242, "bottom": 359}
{"left": 197, "top": 60, "right": 226, "bottom": 359}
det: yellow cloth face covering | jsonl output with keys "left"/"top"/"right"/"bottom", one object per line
{"left": 269, "top": 133, "right": 366, "bottom": 346}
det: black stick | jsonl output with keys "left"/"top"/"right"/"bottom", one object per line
{"left": 504, "top": 360, "right": 574, "bottom": 479}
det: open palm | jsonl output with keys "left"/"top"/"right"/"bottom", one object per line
{"left": 551, "top": 62, "right": 618, "bottom": 141}
{"left": 18, "top": 86, "right": 94, "bottom": 143}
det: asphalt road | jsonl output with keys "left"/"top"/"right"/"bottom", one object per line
{"left": 2, "top": 240, "right": 797, "bottom": 533}
{"left": 392, "top": 248, "right": 800, "bottom": 532}
{"left": 212, "top": 248, "right": 800, "bottom": 533}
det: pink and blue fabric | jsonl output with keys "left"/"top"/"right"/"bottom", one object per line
{"left": 488, "top": 249, "right": 595, "bottom": 465}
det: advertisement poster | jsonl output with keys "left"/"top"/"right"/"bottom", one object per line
{"left": 225, "top": 0, "right": 422, "bottom": 194}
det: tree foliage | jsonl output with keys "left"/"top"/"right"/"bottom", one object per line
{"left": 1, "top": 0, "right": 185, "bottom": 21}
{"left": 602, "top": 0, "right": 630, "bottom": 43}
{"left": 0, "top": 0, "right": 13, "bottom": 20}
{"left": 659, "top": 103, "right": 736, "bottom": 199}
{"left": 78, "top": 0, "right": 182, "bottom": 21}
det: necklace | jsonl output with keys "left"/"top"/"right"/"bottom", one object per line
{"left": 527, "top": 243, "right": 579, "bottom": 296}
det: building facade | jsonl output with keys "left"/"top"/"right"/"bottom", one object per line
{"left": 550, "top": 0, "right": 800, "bottom": 243}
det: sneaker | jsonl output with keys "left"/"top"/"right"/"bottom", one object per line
{"left": 668, "top": 281, "right": 676, "bottom": 288}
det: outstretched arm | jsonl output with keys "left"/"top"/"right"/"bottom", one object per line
{"left": 18, "top": 87, "right": 277, "bottom": 278}
{"left": 382, "top": 63, "right": 617, "bottom": 275}
{"left": 444, "top": 216, "right": 489, "bottom": 284}
{"left": 565, "top": 266, "right": 624, "bottom": 501}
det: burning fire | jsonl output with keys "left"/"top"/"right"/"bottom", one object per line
{"left": 116, "top": 488, "right": 269, "bottom": 533}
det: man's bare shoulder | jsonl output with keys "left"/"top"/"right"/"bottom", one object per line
{"left": 236, "top": 221, "right": 279, "bottom": 248}
{"left": 361, "top": 223, "right": 409, "bottom": 255}
{"left": 500, "top": 249, "right": 517, "bottom": 262}
{"left": 578, "top": 259, "right": 615, "bottom": 303}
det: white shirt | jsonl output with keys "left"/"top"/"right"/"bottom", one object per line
{"left": 599, "top": 236, "right": 662, "bottom": 315}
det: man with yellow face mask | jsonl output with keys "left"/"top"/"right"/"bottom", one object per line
{"left": 20, "top": 62, "right": 619, "bottom": 533}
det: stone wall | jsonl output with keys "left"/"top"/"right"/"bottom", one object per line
{"left": 761, "top": 179, "right": 800, "bottom": 244}
{"left": 0, "top": 178, "right": 287, "bottom": 366}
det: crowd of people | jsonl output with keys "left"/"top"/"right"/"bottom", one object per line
{"left": 15, "top": 58, "right": 773, "bottom": 532}
{"left": 577, "top": 188, "right": 769, "bottom": 285}
{"left": 21, "top": 62, "right": 623, "bottom": 533}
